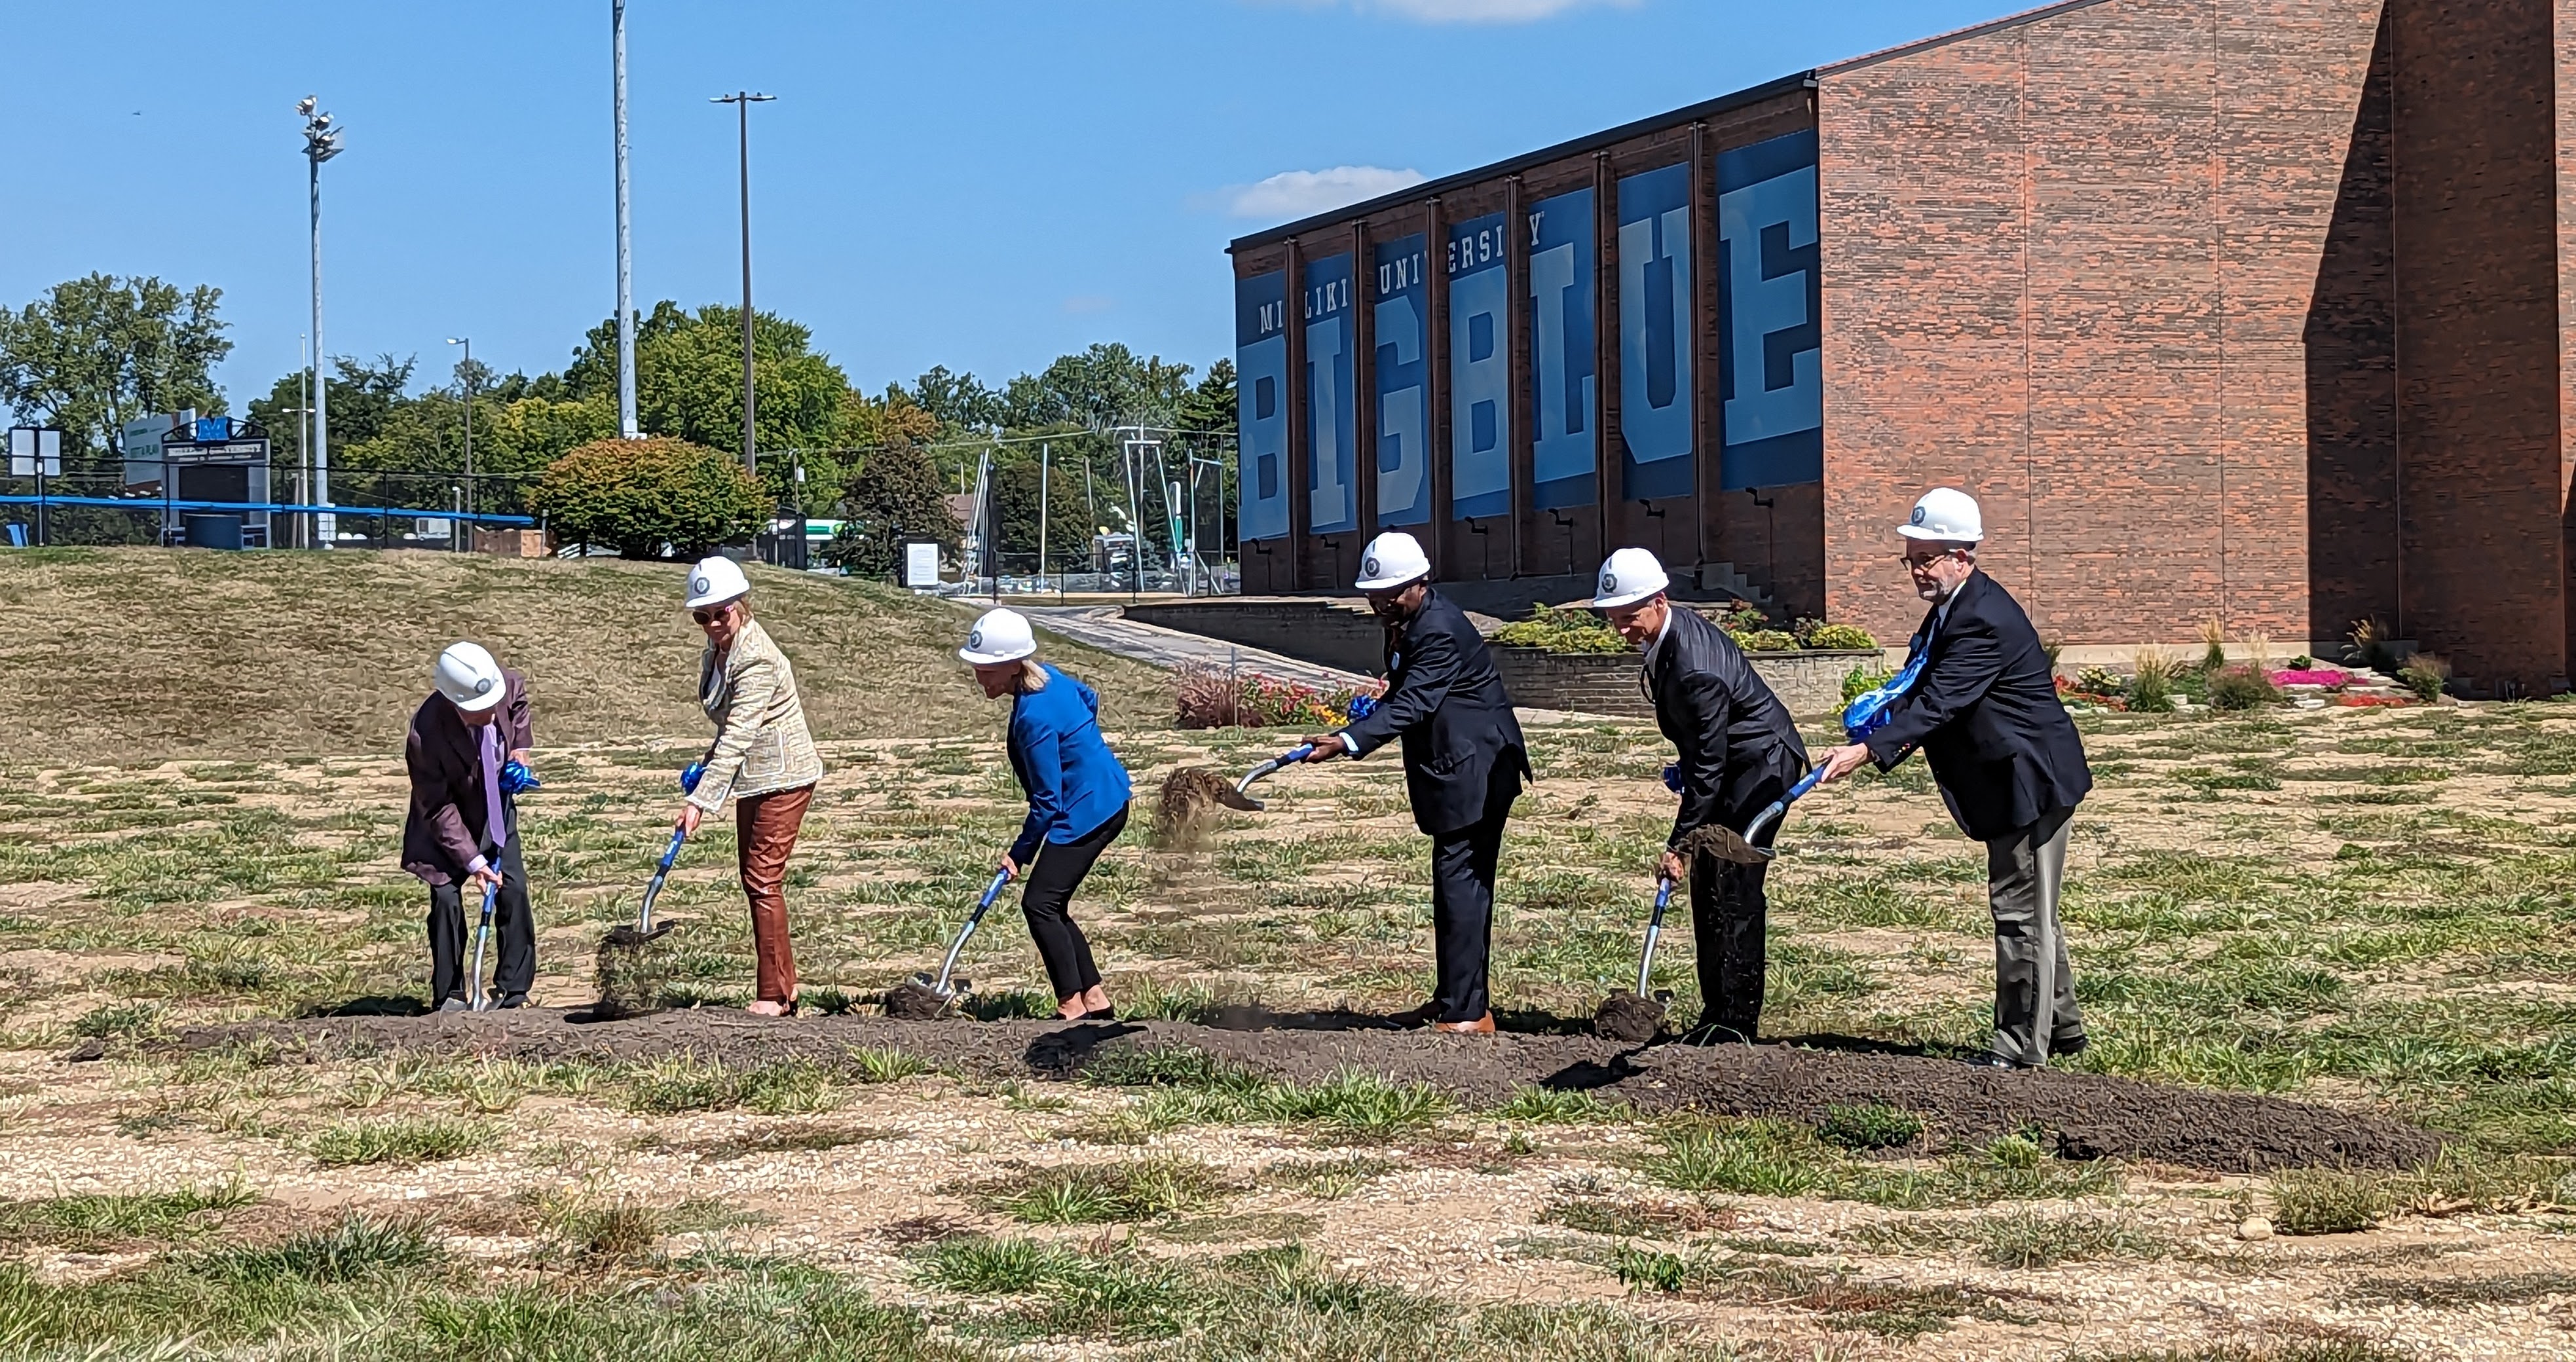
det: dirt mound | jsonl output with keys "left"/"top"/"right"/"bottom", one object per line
{"left": 181, "top": 1010, "right": 2440, "bottom": 1173}
{"left": 880, "top": 981, "right": 952, "bottom": 1020}
{"left": 592, "top": 923, "right": 678, "bottom": 1020}
{"left": 1592, "top": 992, "right": 1667, "bottom": 1042}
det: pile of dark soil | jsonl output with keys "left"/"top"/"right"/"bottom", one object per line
{"left": 880, "top": 981, "right": 952, "bottom": 1020}
{"left": 1592, "top": 992, "right": 1667, "bottom": 1043}
{"left": 181, "top": 1010, "right": 2441, "bottom": 1173}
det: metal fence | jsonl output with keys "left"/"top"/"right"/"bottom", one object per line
{"left": 1, "top": 458, "right": 537, "bottom": 551}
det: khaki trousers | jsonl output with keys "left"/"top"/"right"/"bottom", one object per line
{"left": 1983, "top": 804, "right": 2086, "bottom": 1065}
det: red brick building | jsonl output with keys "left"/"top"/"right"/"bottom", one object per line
{"left": 1229, "top": 0, "right": 2576, "bottom": 695}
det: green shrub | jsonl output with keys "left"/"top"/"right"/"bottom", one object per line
{"left": 1733, "top": 629, "right": 1799, "bottom": 652}
{"left": 528, "top": 435, "right": 766, "bottom": 559}
{"left": 1842, "top": 666, "right": 1894, "bottom": 705}
{"left": 309, "top": 1116, "right": 488, "bottom": 1167}
{"left": 1802, "top": 622, "right": 1878, "bottom": 650}
{"left": 823, "top": 439, "right": 959, "bottom": 578}
{"left": 1489, "top": 604, "right": 1626, "bottom": 654}
{"left": 2127, "top": 648, "right": 2176, "bottom": 714}
{"left": 2397, "top": 653, "right": 2449, "bottom": 702}
{"left": 2204, "top": 665, "right": 2280, "bottom": 712}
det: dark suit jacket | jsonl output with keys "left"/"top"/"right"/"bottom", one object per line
{"left": 1651, "top": 605, "right": 1809, "bottom": 845}
{"left": 1862, "top": 570, "right": 2091, "bottom": 841}
{"left": 401, "top": 670, "right": 533, "bottom": 886}
{"left": 1337, "top": 589, "right": 1531, "bottom": 836}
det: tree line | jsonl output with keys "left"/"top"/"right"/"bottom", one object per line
{"left": 0, "top": 273, "right": 1238, "bottom": 566}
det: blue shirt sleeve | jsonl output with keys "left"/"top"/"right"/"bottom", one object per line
{"left": 1009, "top": 710, "right": 1064, "bottom": 865}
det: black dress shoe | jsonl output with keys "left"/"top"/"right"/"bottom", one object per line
{"left": 496, "top": 993, "right": 530, "bottom": 1010}
{"left": 1081, "top": 1006, "right": 1117, "bottom": 1022}
{"left": 1968, "top": 1053, "right": 2033, "bottom": 1070}
{"left": 1678, "top": 1021, "right": 1754, "bottom": 1046}
{"left": 2049, "top": 1033, "right": 2089, "bottom": 1058}
{"left": 436, "top": 997, "right": 470, "bottom": 1014}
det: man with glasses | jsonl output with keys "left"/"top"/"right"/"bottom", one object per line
{"left": 1812, "top": 488, "right": 2092, "bottom": 1069}
{"left": 1592, "top": 547, "right": 1806, "bottom": 1042}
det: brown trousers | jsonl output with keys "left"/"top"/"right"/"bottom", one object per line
{"left": 737, "top": 784, "right": 813, "bottom": 1003}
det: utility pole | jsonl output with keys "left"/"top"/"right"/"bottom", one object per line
{"left": 613, "top": 0, "right": 640, "bottom": 439}
{"left": 713, "top": 90, "right": 775, "bottom": 478}
{"left": 446, "top": 337, "right": 474, "bottom": 550}
{"left": 299, "top": 97, "right": 345, "bottom": 545}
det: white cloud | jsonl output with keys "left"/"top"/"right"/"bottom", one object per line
{"left": 1280, "top": 0, "right": 1639, "bottom": 24}
{"left": 1227, "top": 166, "right": 1427, "bottom": 221}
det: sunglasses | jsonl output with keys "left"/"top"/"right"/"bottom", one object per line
{"left": 691, "top": 606, "right": 732, "bottom": 625}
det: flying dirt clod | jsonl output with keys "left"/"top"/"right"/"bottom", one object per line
{"left": 1153, "top": 766, "right": 1258, "bottom": 850}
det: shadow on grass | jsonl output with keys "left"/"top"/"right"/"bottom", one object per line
{"left": 305, "top": 995, "right": 428, "bottom": 1019}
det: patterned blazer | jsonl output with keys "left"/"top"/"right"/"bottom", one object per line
{"left": 688, "top": 616, "right": 823, "bottom": 811}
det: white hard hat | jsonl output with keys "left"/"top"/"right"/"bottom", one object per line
{"left": 1898, "top": 487, "right": 1985, "bottom": 543}
{"left": 1592, "top": 547, "right": 1671, "bottom": 610}
{"left": 1353, "top": 531, "right": 1431, "bottom": 591}
{"left": 684, "top": 556, "right": 751, "bottom": 610}
{"left": 434, "top": 642, "right": 507, "bottom": 714}
{"left": 959, "top": 608, "right": 1037, "bottom": 665}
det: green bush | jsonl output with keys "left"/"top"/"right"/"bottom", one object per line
{"left": 1803, "top": 623, "right": 1878, "bottom": 650}
{"left": 2127, "top": 649, "right": 2176, "bottom": 714}
{"left": 528, "top": 435, "right": 766, "bottom": 559}
{"left": 2204, "top": 665, "right": 2280, "bottom": 712}
{"left": 2397, "top": 653, "right": 2449, "bottom": 702}
{"left": 824, "top": 440, "right": 958, "bottom": 578}
{"left": 1489, "top": 604, "right": 1626, "bottom": 654}
{"left": 1842, "top": 666, "right": 1894, "bottom": 705}
{"left": 1733, "top": 629, "right": 1799, "bottom": 653}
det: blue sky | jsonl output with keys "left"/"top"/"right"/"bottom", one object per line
{"left": 1, "top": 0, "right": 2028, "bottom": 408}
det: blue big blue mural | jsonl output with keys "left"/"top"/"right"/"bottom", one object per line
{"left": 1235, "top": 269, "right": 1289, "bottom": 541}
{"left": 1372, "top": 232, "right": 1431, "bottom": 528}
{"left": 1527, "top": 187, "right": 1597, "bottom": 510}
{"left": 1618, "top": 162, "right": 1693, "bottom": 502}
{"left": 1304, "top": 253, "right": 1358, "bottom": 535}
{"left": 1446, "top": 213, "right": 1512, "bottom": 521}
{"left": 1717, "top": 130, "right": 1822, "bottom": 488}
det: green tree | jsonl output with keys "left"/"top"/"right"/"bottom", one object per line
{"left": 529, "top": 435, "right": 765, "bottom": 559}
{"left": 825, "top": 440, "right": 958, "bottom": 578}
{"left": 0, "top": 274, "right": 231, "bottom": 460}
{"left": 565, "top": 301, "right": 855, "bottom": 503}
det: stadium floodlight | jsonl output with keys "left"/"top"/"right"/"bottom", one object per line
{"left": 301, "top": 97, "right": 345, "bottom": 544}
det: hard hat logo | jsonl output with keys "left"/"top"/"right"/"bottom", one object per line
{"left": 1363, "top": 557, "right": 1381, "bottom": 578}
{"left": 475, "top": 678, "right": 493, "bottom": 695}
{"left": 1600, "top": 571, "right": 1618, "bottom": 594}
{"left": 691, "top": 575, "right": 709, "bottom": 595}
{"left": 1910, "top": 506, "right": 1927, "bottom": 526}
{"left": 968, "top": 629, "right": 984, "bottom": 651}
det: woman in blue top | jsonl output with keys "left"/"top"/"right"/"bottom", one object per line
{"left": 960, "top": 608, "right": 1132, "bottom": 1021}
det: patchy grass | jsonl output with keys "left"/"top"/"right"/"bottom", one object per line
{"left": 968, "top": 1156, "right": 1232, "bottom": 1224}
{"left": 0, "top": 1181, "right": 257, "bottom": 1247}
{"left": 309, "top": 1116, "right": 491, "bottom": 1167}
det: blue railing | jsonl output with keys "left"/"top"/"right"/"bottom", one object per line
{"left": 0, "top": 494, "right": 536, "bottom": 526}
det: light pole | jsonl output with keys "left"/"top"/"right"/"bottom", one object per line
{"left": 712, "top": 90, "right": 774, "bottom": 480}
{"left": 299, "top": 97, "right": 345, "bottom": 546}
{"left": 446, "top": 337, "right": 474, "bottom": 551}
{"left": 612, "top": 1, "right": 639, "bottom": 440}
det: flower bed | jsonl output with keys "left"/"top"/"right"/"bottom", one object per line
{"left": 1176, "top": 665, "right": 1377, "bottom": 729}
{"left": 2270, "top": 668, "right": 2353, "bottom": 689}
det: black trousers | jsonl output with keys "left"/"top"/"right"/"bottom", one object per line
{"left": 427, "top": 829, "right": 532, "bottom": 1004}
{"left": 1429, "top": 792, "right": 1516, "bottom": 1024}
{"left": 1022, "top": 803, "right": 1127, "bottom": 1002}
{"left": 1690, "top": 756, "right": 1793, "bottom": 1035}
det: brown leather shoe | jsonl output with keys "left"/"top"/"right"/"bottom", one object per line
{"left": 1430, "top": 1013, "right": 1495, "bottom": 1035}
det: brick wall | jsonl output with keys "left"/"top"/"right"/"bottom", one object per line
{"left": 1817, "top": 1, "right": 2391, "bottom": 653}
{"left": 1494, "top": 646, "right": 1876, "bottom": 718}
{"left": 2387, "top": 0, "right": 2571, "bottom": 692}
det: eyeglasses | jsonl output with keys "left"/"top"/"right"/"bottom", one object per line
{"left": 691, "top": 606, "right": 730, "bottom": 625}
{"left": 1899, "top": 551, "right": 1964, "bottom": 571}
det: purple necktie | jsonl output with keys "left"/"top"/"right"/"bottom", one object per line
{"left": 480, "top": 723, "right": 508, "bottom": 855}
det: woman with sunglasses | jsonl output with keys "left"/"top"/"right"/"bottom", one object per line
{"left": 677, "top": 556, "right": 823, "bottom": 1017}
{"left": 960, "top": 608, "right": 1130, "bottom": 1022}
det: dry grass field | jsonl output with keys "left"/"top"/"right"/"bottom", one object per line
{"left": 0, "top": 549, "right": 2569, "bottom": 1361}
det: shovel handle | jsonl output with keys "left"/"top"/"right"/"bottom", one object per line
{"left": 1636, "top": 877, "right": 1674, "bottom": 997}
{"left": 935, "top": 868, "right": 1016, "bottom": 991}
{"left": 1235, "top": 745, "right": 1319, "bottom": 798}
{"left": 1739, "top": 767, "right": 1827, "bottom": 846}
{"left": 638, "top": 828, "right": 687, "bottom": 933}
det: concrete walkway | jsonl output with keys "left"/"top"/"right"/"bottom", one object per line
{"left": 1018, "top": 605, "right": 1374, "bottom": 691}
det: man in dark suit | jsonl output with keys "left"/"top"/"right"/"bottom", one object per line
{"left": 1814, "top": 488, "right": 2092, "bottom": 1068}
{"left": 1594, "top": 548, "right": 1808, "bottom": 1042}
{"left": 1304, "top": 530, "right": 1530, "bottom": 1033}
{"left": 403, "top": 641, "right": 538, "bottom": 1011}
